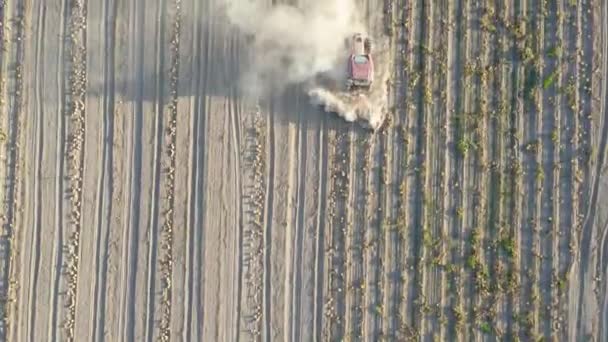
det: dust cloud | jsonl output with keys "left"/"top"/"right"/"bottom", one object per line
{"left": 221, "top": 0, "right": 390, "bottom": 130}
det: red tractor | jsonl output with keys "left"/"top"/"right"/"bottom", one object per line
{"left": 346, "top": 33, "right": 374, "bottom": 91}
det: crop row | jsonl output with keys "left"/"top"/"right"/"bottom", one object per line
{"left": 242, "top": 109, "right": 266, "bottom": 340}
{"left": 0, "top": 1, "right": 24, "bottom": 340}
{"left": 62, "top": 0, "right": 87, "bottom": 340}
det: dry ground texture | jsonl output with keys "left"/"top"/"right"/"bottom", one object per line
{"left": 0, "top": 0, "right": 606, "bottom": 341}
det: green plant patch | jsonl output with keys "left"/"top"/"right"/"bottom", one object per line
{"left": 543, "top": 69, "right": 559, "bottom": 89}
{"left": 480, "top": 321, "right": 492, "bottom": 334}
{"left": 547, "top": 45, "right": 561, "bottom": 58}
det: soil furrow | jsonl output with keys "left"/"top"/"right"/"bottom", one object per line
{"left": 324, "top": 124, "right": 350, "bottom": 340}
{"left": 506, "top": 0, "right": 525, "bottom": 338}
{"left": 346, "top": 128, "right": 365, "bottom": 340}
{"left": 464, "top": 0, "right": 488, "bottom": 337}
{"left": 377, "top": 6, "right": 397, "bottom": 341}
{"left": 402, "top": 0, "right": 424, "bottom": 336}
{"left": 432, "top": 1, "right": 451, "bottom": 339}
{"left": 388, "top": 0, "right": 410, "bottom": 338}
{"left": 484, "top": 0, "right": 508, "bottom": 337}
{"left": 542, "top": 0, "right": 565, "bottom": 339}
{"left": 415, "top": 0, "right": 432, "bottom": 338}
{"left": 364, "top": 132, "right": 381, "bottom": 340}
{"left": 397, "top": 2, "right": 417, "bottom": 337}
{"left": 519, "top": 0, "right": 541, "bottom": 337}
{"left": 536, "top": 0, "right": 557, "bottom": 338}
{"left": 558, "top": 0, "right": 579, "bottom": 336}
{"left": 448, "top": 0, "right": 469, "bottom": 337}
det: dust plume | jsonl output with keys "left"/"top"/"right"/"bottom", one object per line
{"left": 222, "top": 0, "right": 390, "bottom": 130}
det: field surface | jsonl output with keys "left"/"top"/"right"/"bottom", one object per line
{"left": 0, "top": 0, "right": 607, "bottom": 341}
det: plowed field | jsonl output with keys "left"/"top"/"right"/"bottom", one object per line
{"left": 0, "top": 0, "right": 606, "bottom": 341}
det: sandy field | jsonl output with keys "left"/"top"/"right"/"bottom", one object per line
{"left": 0, "top": 0, "right": 607, "bottom": 341}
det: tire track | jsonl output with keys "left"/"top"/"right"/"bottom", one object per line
{"left": 279, "top": 90, "right": 299, "bottom": 342}
{"left": 228, "top": 32, "right": 244, "bottom": 342}
{"left": 572, "top": 0, "right": 599, "bottom": 337}
{"left": 288, "top": 98, "right": 306, "bottom": 342}
{"left": 585, "top": 1, "right": 608, "bottom": 339}
{"left": 49, "top": 0, "right": 68, "bottom": 340}
{"left": 142, "top": 0, "right": 167, "bottom": 339}
{"left": 182, "top": 0, "right": 201, "bottom": 336}
{"left": 101, "top": 59, "right": 127, "bottom": 342}
{"left": 183, "top": 0, "right": 209, "bottom": 338}
{"left": 91, "top": 0, "right": 117, "bottom": 339}
{"left": 24, "top": 2, "right": 45, "bottom": 341}
{"left": 119, "top": 0, "right": 145, "bottom": 338}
